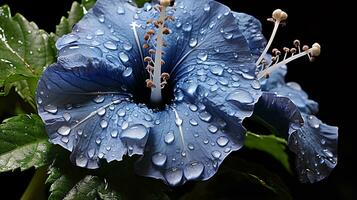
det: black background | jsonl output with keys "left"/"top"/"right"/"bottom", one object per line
{"left": 0, "top": 0, "right": 354, "bottom": 199}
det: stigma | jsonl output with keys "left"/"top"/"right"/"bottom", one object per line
{"left": 144, "top": 0, "right": 175, "bottom": 105}
{"left": 256, "top": 9, "right": 321, "bottom": 80}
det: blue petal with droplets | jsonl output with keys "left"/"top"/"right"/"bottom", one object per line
{"left": 232, "top": 12, "right": 266, "bottom": 57}
{"left": 253, "top": 92, "right": 338, "bottom": 183}
{"left": 36, "top": 55, "right": 154, "bottom": 168}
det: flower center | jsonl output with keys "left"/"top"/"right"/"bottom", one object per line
{"left": 143, "top": 0, "right": 175, "bottom": 105}
{"left": 256, "top": 9, "right": 321, "bottom": 79}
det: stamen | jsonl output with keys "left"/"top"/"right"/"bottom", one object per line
{"left": 145, "top": 0, "right": 174, "bottom": 104}
{"left": 256, "top": 9, "right": 288, "bottom": 66}
{"left": 257, "top": 42, "right": 321, "bottom": 79}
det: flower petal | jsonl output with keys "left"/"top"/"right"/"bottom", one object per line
{"left": 232, "top": 12, "right": 266, "bottom": 56}
{"left": 160, "top": 0, "right": 254, "bottom": 83}
{"left": 253, "top": 92, "right": 338, "bottom": 183}
{"left": 135, "top": 100, "right": 246, "bottom": 186}
{"left": 36, "top": 56, "right": 154, "bottom": 168}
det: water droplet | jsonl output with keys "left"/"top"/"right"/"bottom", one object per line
{"left": 117, "top": 109, "right": 126, "bottom": 117}
{"left": 98, "top": 15, "right": 105, "bottom": 23}
{"left": 184, "top": 162, "right": 204, "bottom": 180}
{"left": 117, "top": 6, "right": 125, "bottom": 15}
{"left": 199, "top": 111, "right": 212, "bottom": 122}
{"left": 120, "top": 124, "right": 148, "bottom": 140}
{"left": 211, "top": 150, "right": 221, "bottom": 159}
{"left": 165, "top": 131, "right": 175, "bottom": 144}
{"left": 182, "top": 23, "right": 192, "bottom": 32}
{"left": 57, "top": 126, "right": 71, "bottom": 136}
{"left": 98, "top": 108, "right": 106, "bottom": 116}
{"left": 98, "top": 152, "right": 104, "bottom": 159}
{"left": 308, "top": 115, "right": 320, "bottom": 129}
{"left": 152, "top": 153, "right": 167, "bottom": 166}
{"left": 223, "top": 32, "right": 233, "bottom": 40}
{"left": 321, "top": 139, "right": 326, "bottom": 145}
{"left": 226, "top": 89, "right": 254, "bottom": 105}
{"left": 217, "top": 136, "right": 229, "bottom": 147}
{"left": 189, "top": 38, "right": 198, "bottom": 48}
{"left": 189, "top": 119, "right": 198, "bottom": 126}
{"left": 165, "top": 168, "right": 183, "bottom": 186}
{"left": 208, "top": 125, "right": 218, "bottom": 133}
{"left": 251, "top": 80, "right": 261, "bottom": 89}
{"left": 95, "top": 29, "right": 105, "bottom": 36}
{"left": 189, "top": 104, "right": 198, "bottom": 112}
{"left": 123, "top": 43, "right": 132, "bottom": 51}
{"left": 119, "top": 52, "right": 129, "bottom": 63}
{"left": 94, "top": 96, "right": 105, "bottom": 104}
{"left": 37, "top": 97, "right": 43, "bottom": 104}
{"left": 86, "top": 34, "right": 93, "bottom": 40}
{"left": 203, "top": 4, "right": 211, "bottom": 12}
{"left": 106, "top": 146, "right": 111, "bottom": 151}
{"left": 76, "top": 155, "right": 88, "bottom": 167}
{"left": 88, "top": 149, "right": 95, "bottom": 158}
{"left": 96, "top": 138, "right": 102, "bottom": 145}
{"left": 209, "top": 20, "right": 216, "bottom": 29}
{"left": 104, "top": 41, "right": 117, "bottom": 50}
{"left": 323, "top": 149, "right": 333, "bottom": 158}
{"left": 111, "top": 130, "right": 118, "bottom": 138}
{"left": 59, "top": 34, "right": 80, "bottom": 45}
{"left": 188, "top": 143, "right": 195, "bottom": 150}
{"left": 63, "top": 112, "right": 71, "bottom": 121}
{"left": 100, "top": 120, "right": 108, "bottom": 129}
{"left": 123, "top": 67, "right": 133, "bottom": 77}
{"left": 197, "top": 52, "right": 208, "bottom": 61}
{"left": 210, "top": 65, "right": 224, "bottom": 76}
{"left": 44, "top": 105, "right": 58, "bottom": 114}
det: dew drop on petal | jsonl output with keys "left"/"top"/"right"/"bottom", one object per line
{"left": 98, "top": 108, "right": 106, "bottom": 116}
{"left": 104, "top": 41, "right": 117, "bottom": 50}
{"left": 117, "top": 109, "right": 126, "bottom": 117}
{"left": 211, "top": 150, "right": 221, "bottom": 159}
{"left": 189, "top": 104, "right": 198, "bottom": 112}
{"left": 216, "top": 136, "right": 229, "bottom": 147}
{"left": 308, "top": 115, "right": 320, "bottom": 129}
{"left": 189, "top": 38, "right": 198, "bottom": 48}
{"left": 57, "top": 126, "right": 71, "bottom": 136}
{"left": 123, "top": 43, "right": 132, "bottom": 51}
{"left": 197, "top": 52, "right": 208, "bottom": 61}
{"left": 188, "top": 143, "right": 195, "bottom": 150}
{"left": 76, "top": 155, "right": 88, "bottom": 167}
{"left": 208, "top": 125, "right": 218, "bottom": 133}
{"left": 223, "top": 32, "right": 233, "bottom": 40}
{"left": 189, "top": 119, "right": 198, "bottom": 126}
{"left": 95, "top": 29, "right": 105, "bottom": 36}
{"left": 59, "top": 34, "right": 80, "bottom": 45}
{"left": 152, "top": 153, "right": 167, "bottom": 167}
{"left": 120, "top": 124, "right": 148, "bottom": 140}
{"left": 100, "top": 120, "right": 108, "bottom": 129}
{"left": 182, "top": 23, "right": 192, "bottom": 32}
{"left": 63, "top": 112, "right": 71, "bottom": 122}
{"left": 117, "top": 6, "right": 125, "bottom": 15}
{"left": 199, "top": 111, "right": 212, "bottom": 122}
{"left": 119, "top": 52, "right": 129, "bottom": 63}
{"left": 226, "top": 89, "right": 254, "bottom": 105}
{"left": 123, "top": 67, "right": 133, "bottom": 77}
{"left": 98, "top": 15, "right": 105, "bottom": 23}
{"left": 93, "top": 96, "right": 105, "bottom": 104}
{"left": 210, "top": 65, "right": 224, "bottom": 76}
{"left": 164, "top": 131, "right": 175, "bottom": 144}
{"left": 87, "top": 149, "right": 95, "bottom": 158}
{"left": 111, "top": 130, "right": 118, "bottom": 138}
{"left": 184, "top": 162, "right": 204, "bottom": 180}
{"left": 203, "top": 4, "right": 210, "bottom": 12}
{"left": 44, "top": 105, "right": 58, "bottom": 114}
{"left": 165, "top": 168, "right": 183, "bottom": 186}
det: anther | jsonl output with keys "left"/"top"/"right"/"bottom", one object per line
{"left": 161, "top": 73, "right": 170, "bottom": 80}
{"left": 303, "top": 45, "right": 309, "bottom": 51}
{"left": 311, "top": 43, "right": 321, "bottom": 57}
{"left": 166, "top": 16, "right": 175, "bottom": 21}
{"left": 163, "top": 28, "right": 170, "bottom": 35}
{"left": 272, "top": 9, "right": 288, "bottom": 22}
{"left": 290, "top": 48, "right": 297, "bottom": 54}
{"left": 149, "top": 49, "right": 156, "bottom": 54}
{"left": 294, "top": 39, "right": 301, "bottom": 47}
{"left": 143, "top": 44, "right": 149, "bottom": 49}
{"left": 144, "top": 34, "right": 150, "bottom": 41}
{"left": 144, "top": 57, "right": 153, "bottom": 62}
{"left": 147, "top": 29, "right": 155, "bottom": 35}
{"left": 161, "top": 60, "right": 165, "bottom": 65}
{"left": 147, "top": 19, "right": 153, "bottom": 24}
{"left": 160, "top": 0, "right": 171, "bottom": 7}
{"left": 146, "top": 79, "right": 156, "bottom": 88}
{"left": 283, "top": 47, "right": 290, "bottom": 53}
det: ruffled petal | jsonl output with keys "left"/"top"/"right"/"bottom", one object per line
{"left": 36, "top": 56, "right": 154, "bottom": 168}
{"left": 253, "top": 93, "right": 338, "bottom": 183}
{"left": 232, "top": 12, "right": 266, "bottom": 56}
{"left": 136, "top": 100, "right": 246, "bottom": 186}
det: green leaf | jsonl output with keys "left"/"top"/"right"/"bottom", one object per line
{"left": 136, "top": 0, "right": 151, "bottom": 7}
{"left": 56, "top": 2, "right": 86, "bottom": 37}
{"left": 0, "top": 5, "right": 56, "bottom": 106}
{"left": 82, "top": 0, "right": 96, "bottom": 10}
{"left": 0, "top": 114, "right": 53, "bottom": 172}
{"left": 47, "top": 154, "right": 169, "bottom": 200}
{"left": 245, "top": 132, "right": 291, "bottom": 173}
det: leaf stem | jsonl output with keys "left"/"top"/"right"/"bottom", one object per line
{"left": 21, "top": 166, "right": 48, "bottom": 200}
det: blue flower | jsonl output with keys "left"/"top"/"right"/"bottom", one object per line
{"left": 35, "top": 0, "right": 337, "bottom": 186}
